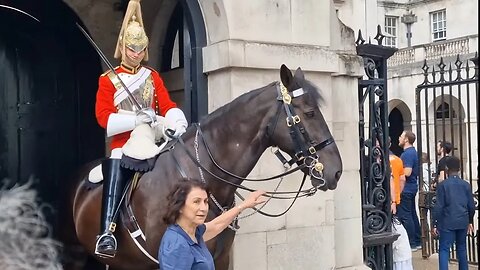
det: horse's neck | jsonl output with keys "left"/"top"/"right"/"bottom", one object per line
{"left": 200, "top": 85, "right": 276, "bottom": 182}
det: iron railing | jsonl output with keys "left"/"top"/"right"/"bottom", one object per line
{"left": 416, "top": 53, "right": 479, "bottom": 265}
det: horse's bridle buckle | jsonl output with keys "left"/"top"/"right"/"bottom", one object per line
{"left": 293, "top": 115, "right": 300, "bottom": 124}
{"left": 286, "top": 115, "right": 301, "bottom": 127}
{"left": 308, "top": 146, "right": 316, "bottom": 155}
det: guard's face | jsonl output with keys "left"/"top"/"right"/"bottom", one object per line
{"left": 179, "top": 187, "right": 209, "bottom": 226}
{"left": 123, "top": 47, "right": 145, "bottom": 67}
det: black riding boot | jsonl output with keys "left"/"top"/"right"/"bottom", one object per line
{"left": 95, "top": 158, "right": 129, "bottom": 258}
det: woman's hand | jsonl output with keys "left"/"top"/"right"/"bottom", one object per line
{"left": 204, "top": 190, "right": 267, "bottom": 242}
{"left": 238, "top": 190, "right": 267, "bottom": 210}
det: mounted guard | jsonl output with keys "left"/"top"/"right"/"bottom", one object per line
{"left": 93, "top": 0, "right": 188, "bottom": 258}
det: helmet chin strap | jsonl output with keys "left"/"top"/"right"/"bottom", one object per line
{"left": 121, "top": 53, "right": 143, "bottom": 70}
{"left": 125, "top": 58, "right": 142, "bottom": 67}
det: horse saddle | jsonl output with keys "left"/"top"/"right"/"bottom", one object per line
{"left": 87, "top": 138, "right": 172, "bottom": 184}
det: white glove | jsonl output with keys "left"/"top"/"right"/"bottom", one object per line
{"left": 151, "top": 115, "right": 167, "bottom": 142}
{"left": 172, "top": 124, "right": 187, "bottom": 138}
{"left": 135, "top": 108, "right": 156, "bottom": 126}
{"left": 165, "top": 108, "right": 188, "bottom": 138}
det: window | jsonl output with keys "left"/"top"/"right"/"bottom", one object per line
{"left": 435, "top": 102, "right": 456, "bottom": 119}
{"left": 384, "top": 16, "right": 398, "bottom": 47}
{"left": 431, "top": 9, "right": 446, "bottom": 41}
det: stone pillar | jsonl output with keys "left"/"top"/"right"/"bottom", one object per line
{"left": 200, "top": 1, "right": 366, "bottom": 269}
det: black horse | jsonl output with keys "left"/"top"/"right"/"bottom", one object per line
{"left": 63, "top": 65, "right": 343, "bottom": 270}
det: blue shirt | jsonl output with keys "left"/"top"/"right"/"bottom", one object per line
{"left": 400, "top": 146, "right": 419, "bottom": 194}
{"left": 159, "top": 224, "right": 215, "bottom": 270}
{"left": 432, "top": 175, "right": 475, "bottom": 230}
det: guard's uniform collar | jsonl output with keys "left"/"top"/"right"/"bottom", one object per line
{"left": 120, "top": 62, "right": 141, "bottom": 74}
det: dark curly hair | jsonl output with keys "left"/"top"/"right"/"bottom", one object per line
{"left": 163, "top": 180, "right": 210, "bottom": 225}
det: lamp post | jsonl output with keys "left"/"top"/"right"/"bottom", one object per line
{"left": 401, "top": 11, "right": 417, "bottom": 47}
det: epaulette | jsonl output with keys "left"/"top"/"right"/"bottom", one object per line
{"left": 100, "top": 70, "right": 111, "bottom": 77}
{"left": 100, "top": 66, "right": 120, "bottom": 77}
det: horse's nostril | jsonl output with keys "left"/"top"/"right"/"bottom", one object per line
{"left": 335, "top": 171, "right": 342, "bottom": 181}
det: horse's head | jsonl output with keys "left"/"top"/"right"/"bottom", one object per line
{"left": 266, "top": 64, "right": 342, "bottom": 190}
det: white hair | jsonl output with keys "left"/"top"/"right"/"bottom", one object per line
{"left": 0, "top": 179, "right": 62, "bottom": 270}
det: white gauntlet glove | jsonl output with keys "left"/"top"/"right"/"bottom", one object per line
{"left": 106, "top": 108, "right": 157, "bottom": 137}
{"left": 165, "top": 108, "right": 188, "bottom": 138}
{"left": 135, "top": 108, "right": 156, "bottom": 126}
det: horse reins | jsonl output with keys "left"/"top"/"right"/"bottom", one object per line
{"left": 176, "top": 134, "right": 314, "bottom": 199}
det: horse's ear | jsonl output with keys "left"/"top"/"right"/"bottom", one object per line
{"left": 280, "top": 64, "right": 293, "bottom": 88}
{"left": 294, "top": 67, "right": 305, "bottom": 80}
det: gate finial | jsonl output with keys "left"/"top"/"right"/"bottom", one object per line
{"left": 374, "top": 25, "right": 385, "bottom": 46}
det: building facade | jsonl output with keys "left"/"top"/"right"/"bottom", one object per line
{"left": 6, "top": 0, "right": 475, "bottom": 268}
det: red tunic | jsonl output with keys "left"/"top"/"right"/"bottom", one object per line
{"left": 95, "top": 66, "right": 177, "bottom": 150}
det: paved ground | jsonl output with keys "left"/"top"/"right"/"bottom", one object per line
{"left": 412, "top": 249, "right": 478, "bottom": 270}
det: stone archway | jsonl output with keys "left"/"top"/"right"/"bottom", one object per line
{"left": 388, "top": 99, "right": 412, "bottom": 156}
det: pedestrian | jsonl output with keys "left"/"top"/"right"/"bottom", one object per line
{"left": 389, "top": 137, "right": 412, "bottom": 269}
{"left": 421, "top": 152, "right": 433, "bottom": 192}
{"left": 158, "top": 180, "right": 266, "bottom": 270}
{"left": 432, "top": 155, "right": 475, "bottom": 270}
{"left": 435, "top": 140, "right": 452, "bottom": 183}
{"left": 397, "top": 130, "right": 421, "bottom": 251}
{"left": 389, "top": 137, "right": 405, "bottom": 214}
{"left": 392, "top": 218, "right": 414, "bottom": 270}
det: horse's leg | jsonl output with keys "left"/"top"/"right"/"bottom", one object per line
{"left": 212, "top": 229, "right": 236, "bottom": 270}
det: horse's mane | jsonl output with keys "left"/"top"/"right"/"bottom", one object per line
{"left": 199, "top": 78, "right": 324, "bottom": 125}
{"left": 302, "top": 79, "right": 324, "bottom": 105}
{"left": 199, "top": 82, "right": 277, "bottom": 124}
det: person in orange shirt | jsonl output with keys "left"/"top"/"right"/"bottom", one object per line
{"left": 94, "top": 0, "right": 187, "bottom": 258}
{"left": 389, "top": 137, "right": 405, "bottom": 214}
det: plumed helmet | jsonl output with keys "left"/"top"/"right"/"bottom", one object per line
{"left": 114, "top": 0, "right": 149, "bottom": 61}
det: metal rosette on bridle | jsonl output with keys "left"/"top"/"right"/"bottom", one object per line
{"left": 304, "top": 155, "right": 326, "bottom": 187}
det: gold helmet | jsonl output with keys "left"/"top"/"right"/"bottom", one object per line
{"left": 114, "top": 0, "right": 149, "bottom": 61}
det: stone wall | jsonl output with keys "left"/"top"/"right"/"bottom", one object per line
{"left": 199, "top": 1, "right": 366, "bottom": 269}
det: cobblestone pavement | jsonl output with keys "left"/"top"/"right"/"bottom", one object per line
{"left": 412, "top": 249, "right": 478, "bottom": 270}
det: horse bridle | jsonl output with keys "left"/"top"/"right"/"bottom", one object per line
{"left": 170, "top": 80, "right": 338, "bottom": 219}
{"left": 267, "top": 81, "right": 335, "bottom": 187}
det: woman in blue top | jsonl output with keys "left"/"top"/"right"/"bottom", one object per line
{"left": 159, "top": 180, "right": 266, "bottom": 270}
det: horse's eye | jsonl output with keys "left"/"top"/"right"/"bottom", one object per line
{"left": 305, "top": 111, "right": 315, "bottom": 118}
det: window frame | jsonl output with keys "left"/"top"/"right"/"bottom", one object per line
{"left": 384, "top": 15, "right": 398, "bottom": 48}
{"left": 430, "top": 9, "right": 446, "bottom": 41}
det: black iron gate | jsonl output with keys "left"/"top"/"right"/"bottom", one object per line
{"left": 416, "top": 54, "right": 479, "bottom": 265}
{"left": 356, "top": 27, "right": 399, "bottom": 269}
